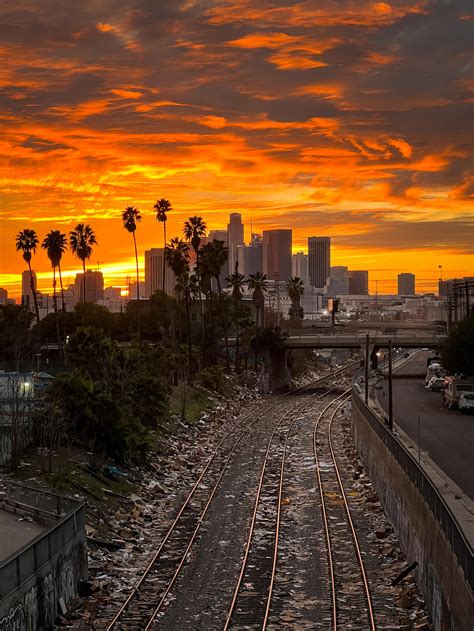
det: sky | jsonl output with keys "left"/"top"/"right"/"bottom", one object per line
{"left": 0, "top": 0, "right": 473, "bottom": 297}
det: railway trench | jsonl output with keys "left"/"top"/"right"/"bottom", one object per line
{"left": 103, "top": 368, "right": 430, "bottom": 630}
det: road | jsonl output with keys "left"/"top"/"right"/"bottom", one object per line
{"left": 378, "top": 351, "right": 474, "bottom": 500}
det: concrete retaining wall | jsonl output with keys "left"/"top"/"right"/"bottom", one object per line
{"left": 351, "top": 392, "right": 473, "bottom": 631}
{"left": 0, "top": 484, "right": 87, "bottom": 630}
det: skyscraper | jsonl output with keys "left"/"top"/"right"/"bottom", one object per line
{"left": 145, "top": 248, "right": 175, "bottom": 297}
{"left": 328, "top": 266, "right": 349, "bottom": 295}
{"left": 398, "top": 273, "right": 416, "bottom": 295}
{"left": 74, "top": 270, "right": 104, "bottom": 303}
{"left": 348, "top": 270, "right": 369, "bottom": 295}
{"left": 308, "top": 237, "right": 330, "bottom": 289}
{"left": 292, "top": 251, "right": 309, "bottom": 281}
{"left": 21, "top": 269, "right": 37, "bottom": 308}
{"left": 263, "top": 229, "right": 292, "bottom": 281}
{"left": 227, "top": 213, "right": 244, "bottom": 274}
{"left": 237, "top": 234, "right": 263, "bottom": 276}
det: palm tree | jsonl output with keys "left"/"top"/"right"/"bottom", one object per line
{"left": 16, "top": 229, "right": 40, "bottom": 324}
{"left": 165, "top": 237, "right": 190, "bottom": 280}
{"left": 69, "top": 223, "right": 97, "bottom": 305}
{"left": 122, "top": 206, "right": 142, "bottom": 301}
{"left": 175, "top": 271, "right": 199, "bottom": 372}
{"left": 287, "top": 276, "right": 305, "bottom": 323}
{"left": 154, "top": 198, "right": 172, "bottom": 292}
{"left": 248, "top": 271, "right": 268, "bottom": 372}
{"left": 42, "top": 230, "right": 67, "bottom": 353}
{"left": 183, "top": 216, "right": 207, "bottom": 262}
{"left": 227, "top": 265, "right": 245, "bottom": 371}
{"left": 200, "top": 240, "right": 230, "bottom": 367}
{"left": 183, "top": 216, "right": 207, "bottom": 347}
{"left": 248, "top": 271, "right": 268, "bottom": 329}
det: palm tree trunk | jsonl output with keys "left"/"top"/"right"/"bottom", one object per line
{"left": 82, "top": 259, "right": 86, "bottom": 304}
{"left": 58, "top": 261, "right": 67, "bottom": 345}
{"left": 162, "top": 221, "right": 167, "bottom": 293}
{"left": 185, "top": 294, "right": 192, "bottom": 377}
{"left": 216, "top": 276, "right": 230, "bottom": 369}
{"left": 28, "top": 260, "right": 40, "bottom": 325}
{"left": 234, "top": 297, "right": 240, "bottom": 372}
{"left": 52, "top": 267, "right": 62, "bottom": 357}
{"left": 133, "top": 231, "right": 139, "bottom": 301}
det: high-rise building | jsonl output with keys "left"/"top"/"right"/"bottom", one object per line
{"left": 21, "top": 270, "right": 37, "bottom": 308}
{"left": 308, "top": 237, "right": 330, "bottom": 289}
{"left": 74, "top": 270, "right": 104, "bottom": 303}
{"left": 348, "top": 270, "right": 369, "bottom": 295}
{"left": 208, "top": 229, "right": 228, "bottom": 244}
{"left": 398, "top": 273, "right": 416, "bottom": 295}
{"left": 237, "top": 234, "right": 263, "bottom": 276}
{"left": 328, "top": 266, "right": 349, "bottom": 295}
{"left": 144, "top": 248, "right": 175, "bottom": 297}
{"left": 263, "top": 230, "right": 292, "bottom": 281}
{"left": 0, "top": 288, "right": 8, "bottom": 304}
{"left": 104, "top": 286, "right": 122, "bottom": 300}
{"left": 292, "top": 251, "right": 309, "bottom": 281}
{"left": 227, "top": 214, "right": 244, "bottom": 274}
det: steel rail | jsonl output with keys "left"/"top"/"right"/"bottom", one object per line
{"left": 313, "top": 392, "right": 376, "bottom": 630}
{"left": 224, "top": 373, "right": 355, "bottom": 630}
{"left": 107, "top": 365, "right": 356, "bottom": 629}
{"left": 328, "top": 398, "right": 376, "bottom": 631}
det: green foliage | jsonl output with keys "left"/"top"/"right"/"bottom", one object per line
{"left": 440, "top": 314, "right": 474, "bottom": 376}
{"left": 197, "top": 366, "right": 226, "bottom": 393}
{"left": 0, "top": 305, "right": 34, "bottom": 363}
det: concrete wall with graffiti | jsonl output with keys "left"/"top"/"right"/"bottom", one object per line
{"left": 0, "top": 484, "right": 87, "bottom": 630}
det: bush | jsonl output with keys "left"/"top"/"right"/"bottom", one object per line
{"left": 197, "top": 366, "right": 226, "bottom": 393}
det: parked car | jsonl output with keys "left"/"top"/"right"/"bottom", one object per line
{"left": 427, "top": 376, "right": 446, "bottom": 392}
{"left": 442, "top": 376, "right": 474, "bottom": 410}
{"left": 459, "top": 392, "right": 474, "bottom": 413}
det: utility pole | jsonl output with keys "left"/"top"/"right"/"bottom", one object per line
{"left": 388, "top": 339, "right": 393, "bottom": 430}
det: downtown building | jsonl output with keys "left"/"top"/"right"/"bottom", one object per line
{"left": 21, "top": 270, "right": 37, "bottom": 309}
{"left": 263, "top": 229, "right": 292, "bottom": 281}
{"left": 74, "top": 270, "right": 104, "bottom": 304}
{"left": 348, "top": 270, "right": 369, "bottom": 295}
{"left": 144, "top": 248, "right": 175, "bottom": 298}
{"left": 308, "top": 237, "right": 330, "bottom": 289}
{"left": 227, "top": 213, "right": 244, "bottom": 274}
{"left": 398, "top": 273, "right": 416, "bottom": 296}
{"left": 292, "top": 251, "right": 310, "bottom": 285}
{"left": 328, "top": 266, "right": 349, "bottom": 296}
{"left": 237, "top": 233, "right": 263, "bottom": 276}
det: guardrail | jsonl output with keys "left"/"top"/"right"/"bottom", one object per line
{"left": 352, "top": 378, "right": 473, "bottom": 590}
{"left": 0, "top": 482, "right": 86, "bottom": 603}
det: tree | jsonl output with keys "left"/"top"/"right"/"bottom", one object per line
{"left": 122, "top": 206, "right": 142, "bottom": 301}
{"left": 440, "top": 314, "right": 474, "bottom": 376}
{"left": 183, "top": 216, "right": 207, "bottom": 262}
{"left": 15, "top": 229, "right": 40, "bottom": 324}
{"left": 42, "top": 230, "right": 67, "bottom": 354}
{"left": 248, "top": 271, "right": 268, "bottom": 371}
{"left": 154, "top": 198, "right": 172, "bottom": 291}
{"left": 69, "top": 223, "right": 97, "bottom": 305}
{"left": 248, "top": 272, "right": 268, "bottom": 329}
{"left": 175, "top": 271, "right": 200, "bottom": 373}
{"left": 165, "top": 237, "right": 190, "bottom": 280}
{"left": 227, "top": 266, "right": 246, "bottom": 371}
{"left": 287, "top": 276, "right": 305, "bottom": 323}
{"left": 200, "top": 240, "right": 230, "bottom": 367}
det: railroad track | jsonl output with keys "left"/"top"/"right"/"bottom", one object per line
{"left": 223, "top": 377, "right": 354, "bottom": 630}
{"left": 106, "top": 363, "right": 359, "bottom": 630}
{"left": 313, "top": 395, "right": 376, "bottom": 630}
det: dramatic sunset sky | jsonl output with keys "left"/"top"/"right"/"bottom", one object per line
{"left": 1, "top": 0, "right": 472, "bottom": 297}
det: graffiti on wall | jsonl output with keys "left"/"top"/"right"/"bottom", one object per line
{"left": 0, "top": 585, "right": 38, "bottom": 631}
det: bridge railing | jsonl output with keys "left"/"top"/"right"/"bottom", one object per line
{"left": 352, "top": 375, "right": 473, "bottom": 590}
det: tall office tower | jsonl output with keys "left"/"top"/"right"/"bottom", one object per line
{"left": 398, "top": 273, "right": 416, "bottom": 295}
{"left": 292, "top": 251, "right": 309, "bottom": 281}
{"left": 21, "top": 269, "right": 37, "bottom": 308}
{"left": 263, "top": 229, "right": 292, "bottom": 281}
{"left": 227, "top": 214, "right": 244, "bottom": 274}
{"left": 308, "top": 237, "right": 330, "bottom": 289}
{"left": 348, "top": 270, "right": 369, "bottom": 295}
{"left": 74, "top": 270, "right": 104, "bottom": 303}
{"left": 328, "top": 266, "right": 349, "bottom": 295}
{"left": 144, "top": 248, "right": 175, "bottom": 297}
{"left": 237, "top": 235, "right": 263, "bottom": 276}
{"left": 0, "top": 288, "right": 7, "bottom": 304}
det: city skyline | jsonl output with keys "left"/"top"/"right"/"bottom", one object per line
{"left": 0, "top": 2, "right": 472, "bottom": 298}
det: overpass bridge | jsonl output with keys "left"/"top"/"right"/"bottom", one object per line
{"left": 283, "top": 332, "right": 446, "bottom": 350}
